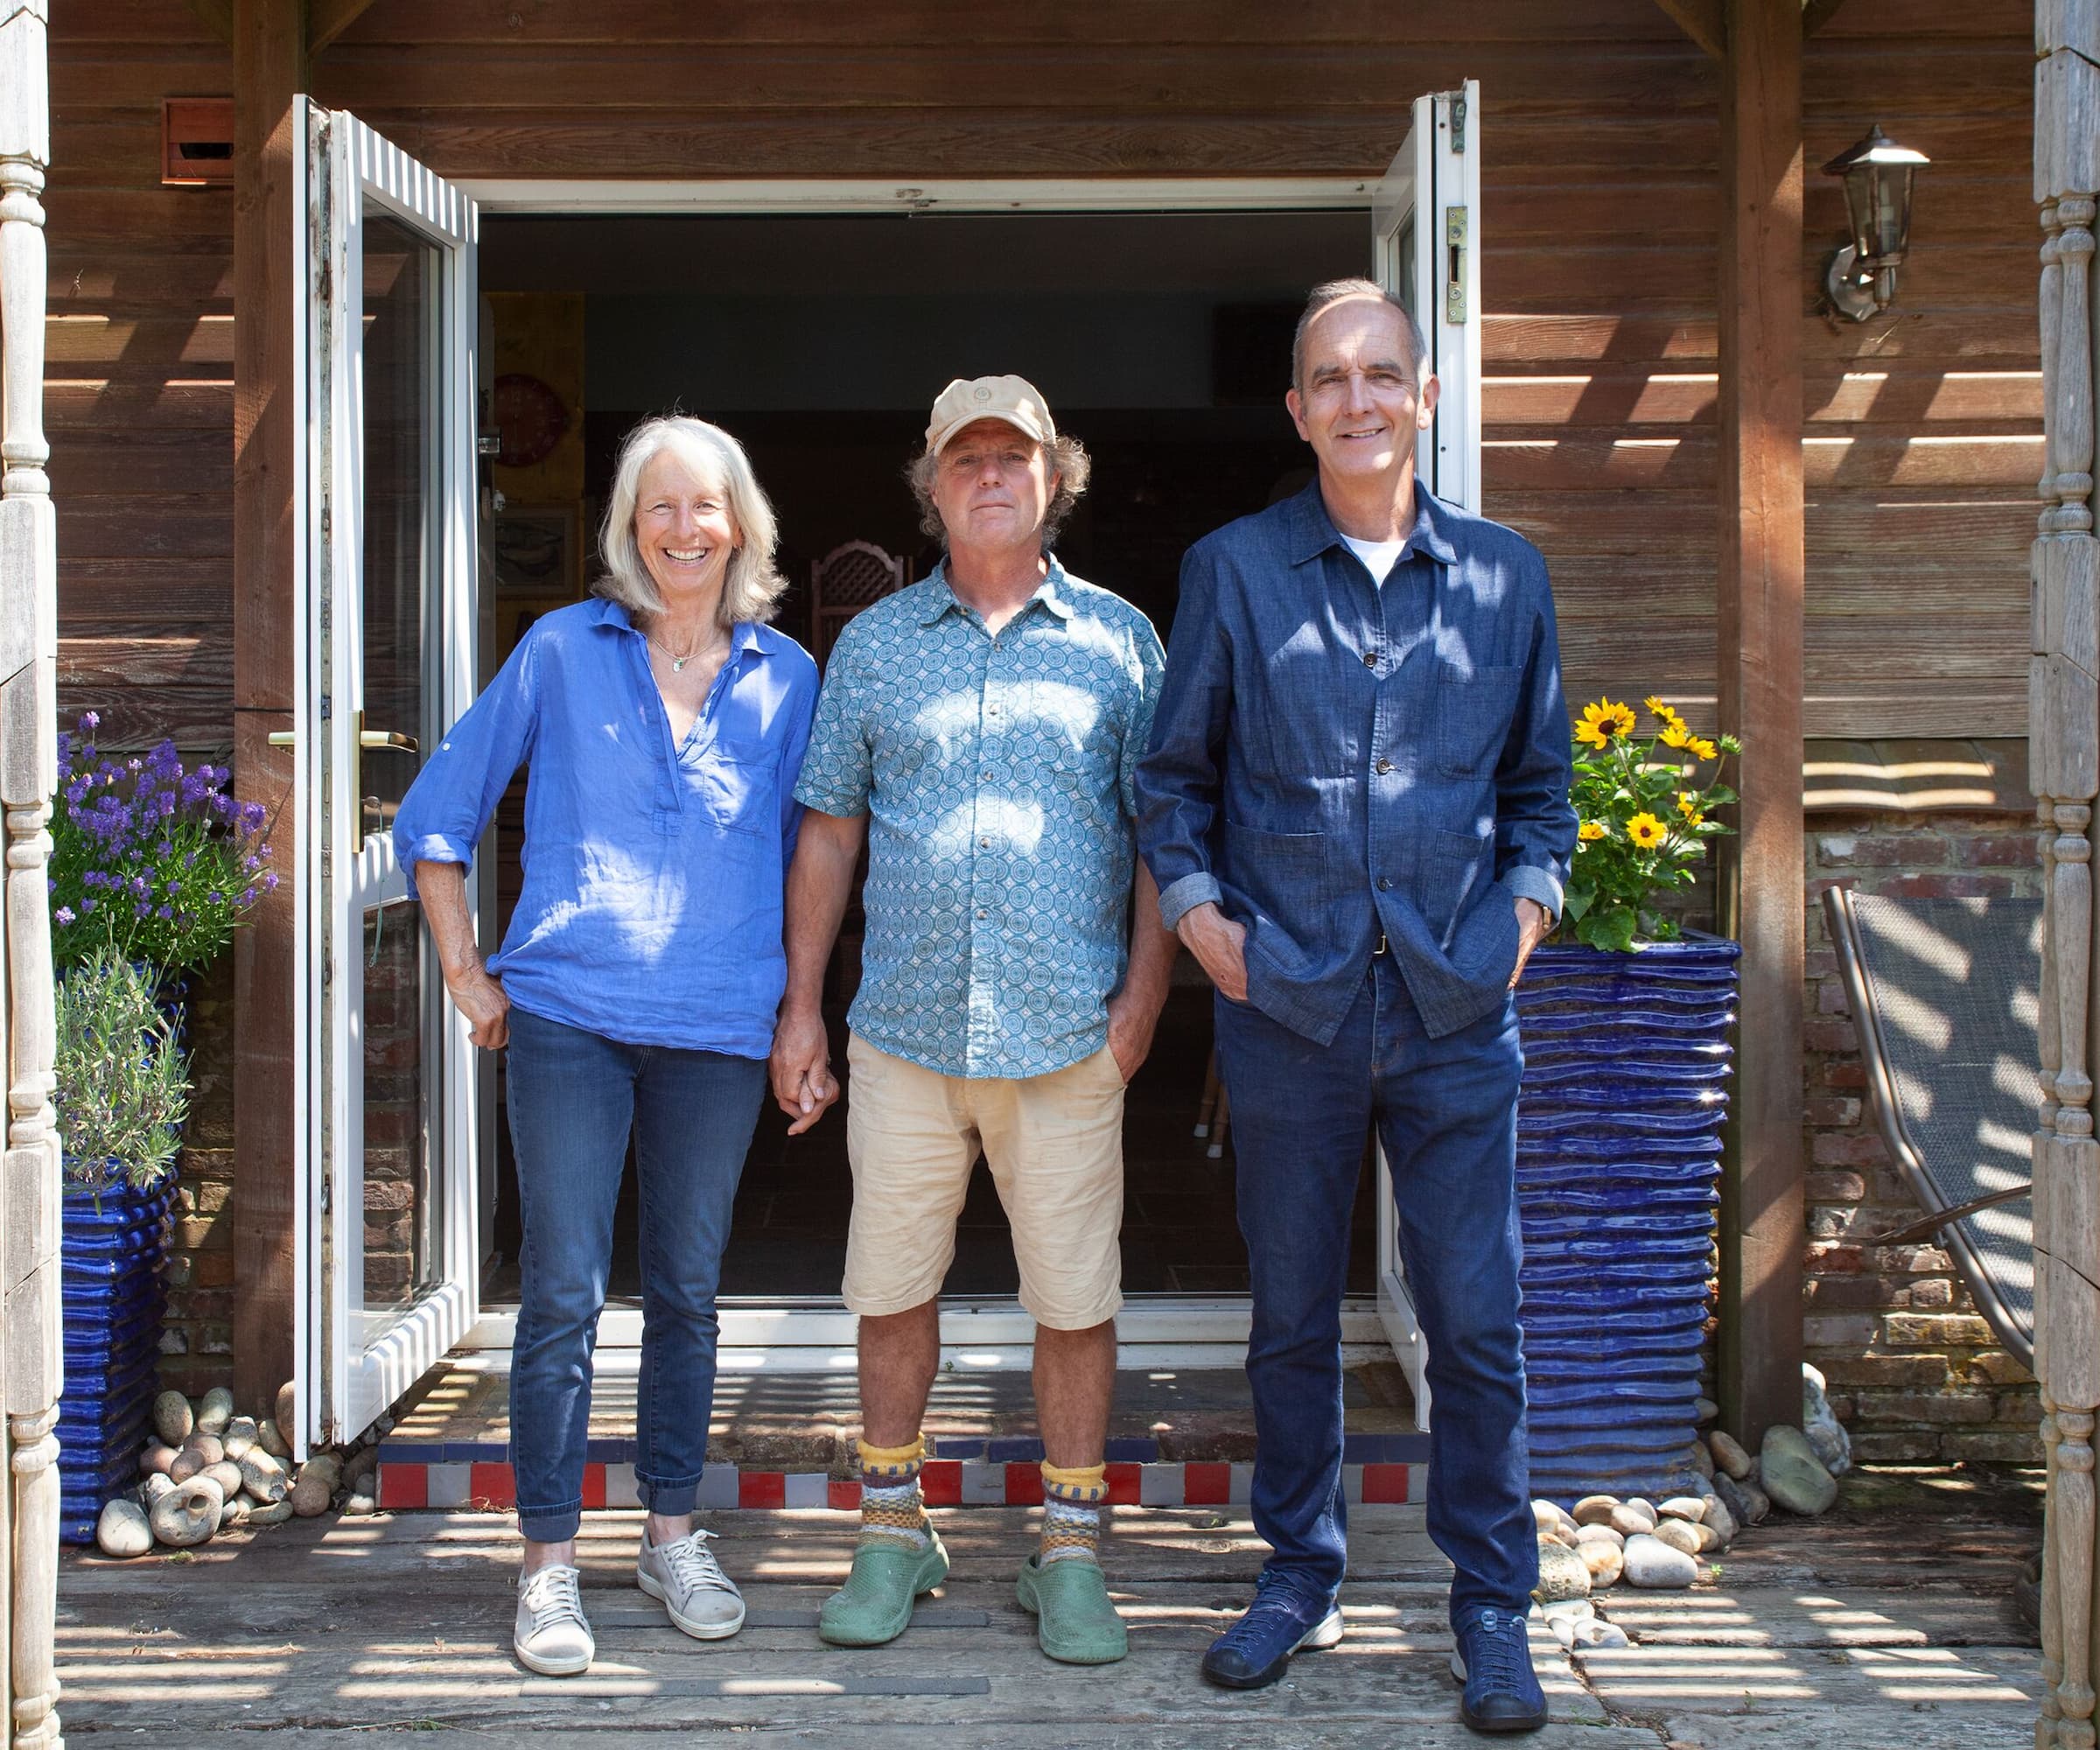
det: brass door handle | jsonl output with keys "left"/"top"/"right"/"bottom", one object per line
{"left": 354, "top": 713, "right": 420, "bottom": 851}
{"left": 267, "top": 731, "right": 297, "bottom": 747}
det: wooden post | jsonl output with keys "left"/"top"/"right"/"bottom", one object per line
{"left": 2034, "top": 12, "right": 2100, "bottom": 1746}
{"left": 0, "top": 4, "right": 61, "bottom": 1742}
{"left": 232, "top": 0, "right": 307, "bottom": 1416}
{"left": 1713, "top": 0, "right": 1806, "bottom": 1448}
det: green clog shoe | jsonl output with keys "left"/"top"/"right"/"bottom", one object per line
{"left": 1016, "top": 1553, "right": 1129, "bottom": 1665}
{"left": 817, "top": 1530, "right": 950, "bottom": 1647}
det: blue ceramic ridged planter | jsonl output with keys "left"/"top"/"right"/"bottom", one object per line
{"left": 1515, "top": 934, "right": 1740, "bottom": 1501}
{"left": 57, "top": 1178, "right": 177, "bottom": 1544}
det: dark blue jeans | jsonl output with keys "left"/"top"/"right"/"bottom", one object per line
{"left": 1214, "top": 955, "right": 1536, "bottom": 1624}
{"left": 504, "top": 1005, "right": 766, "bottom": 1544}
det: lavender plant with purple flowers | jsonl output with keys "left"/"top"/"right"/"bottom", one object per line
{"left": 49, "top": 712, "right": 278, "bottom": 973}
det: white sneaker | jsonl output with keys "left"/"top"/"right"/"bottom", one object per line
{"left": 637, "top": 1525, "right": 747, "bottom": 1641}
{"left": 514, "top": 1564, "right": 594, "bottom": 1676}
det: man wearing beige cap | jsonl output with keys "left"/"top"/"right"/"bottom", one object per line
{"left": 773, "top": 375, "right": 1173, "bottom": 1664}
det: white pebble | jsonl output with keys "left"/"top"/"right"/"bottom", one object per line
{"left": 95, "top": 1498, "right": 153, "bottom": 1558}
{"left": 1621, "top": 1533, "right": 1699, "bottom": 1589}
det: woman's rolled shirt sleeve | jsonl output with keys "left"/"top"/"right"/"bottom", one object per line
{"left": 392, "top": 627, "right": 542, "bottom": 900}
{"left": 776, "top": 658, "right": 818, "bottom": 864}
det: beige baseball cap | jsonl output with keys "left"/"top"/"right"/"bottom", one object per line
{"left": 924, "top": 374, "right": 1056, "bottom": 455}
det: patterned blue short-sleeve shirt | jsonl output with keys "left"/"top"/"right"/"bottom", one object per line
{"left": 794, "top": 556, "right": 1165, "bottom": 1080}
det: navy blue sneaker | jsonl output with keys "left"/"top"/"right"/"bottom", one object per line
{"left": 1449, "top": 1606, "right": 1548, "bottom": 1734}
{"left": 1200, "top": 1573, "right": 1344, "bottom": 1690}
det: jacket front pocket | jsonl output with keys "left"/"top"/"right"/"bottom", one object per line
{"left": 1433, "top": 666, "right": 1523, "bottom": 780}
{"left": 1423, "top": 826, "right": 1495, "bottom": 942}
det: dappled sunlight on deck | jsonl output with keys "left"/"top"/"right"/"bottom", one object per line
{"left": 50, "top": 1500, "right": 2040, "bottom": 1745}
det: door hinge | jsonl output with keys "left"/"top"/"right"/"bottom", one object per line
{"left": 1445, "top": 205, "right": 1469, "bottom": 326}
{"left": 1451, "top": 94, "right": 1467, "bottom": 156}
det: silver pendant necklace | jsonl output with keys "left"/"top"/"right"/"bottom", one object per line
{"left": 649, "top": 632, "right": 720, "bottom": 674}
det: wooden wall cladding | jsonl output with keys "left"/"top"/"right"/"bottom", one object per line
{"left": 50, "top": 0, "right": 2035, "bottom": 743}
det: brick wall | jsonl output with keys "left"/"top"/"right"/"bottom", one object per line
{"left": 159, "top": 953, "right": 234, "bottom": 1393}
{"left": 363, "top": 910, "right": 424, "bottom": 1306}
{"left": 1802, "top": 810, "right": 2043, "bottom": 1463}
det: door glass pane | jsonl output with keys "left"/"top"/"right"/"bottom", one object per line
{"left": 360, "top": 206, "right": 438, "bottom": 844}
{"left": 1397, "top": 213, "right": 1418, "bottom": 321}
{"left": 361, "top": 899, "right": 441, "bottom": 1336}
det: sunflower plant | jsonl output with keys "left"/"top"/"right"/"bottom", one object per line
{"left": 1561, "top": 696, "right": 1740, "bottom": 952}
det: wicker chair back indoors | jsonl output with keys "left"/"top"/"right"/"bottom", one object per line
{"left": 809, "top": 540, "right": 909, "bottom": 668}
{"left": 1824, "top": 886, "right": 2041, "bottom": 1370}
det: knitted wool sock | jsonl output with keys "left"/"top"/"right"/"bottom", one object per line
{"left": 1040, "top": 1460, "right": 1108, "bottom": 1566}
{"left": 857, "top": 1436, "right": 930, "bottom": 1550}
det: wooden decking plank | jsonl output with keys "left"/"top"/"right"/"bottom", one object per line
{"left": 52, "top": 1505, "right": 1450, "bottom": 1584}
{"left": 134, "top": 1728, "right": 1672, "bottom": 1750}
{"left": 51, "top": 1502, "right": 2045, "bottom": 1745}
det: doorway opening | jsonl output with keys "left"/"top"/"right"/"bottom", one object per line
{"left": 470, "top": 207, "right": 1388, "bottom": 1319}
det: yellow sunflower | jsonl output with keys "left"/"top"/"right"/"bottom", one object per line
{"left": 1687, "top": 736, "right": 1718, "bottom": 762}
{"left": 1578, "top": 820, "right": 1608, "bottom": 843}
{"left": 1659, "top": 721, "right": 1692, "bottom": 751}
{"left": 1645, "top": 695, "right": 1684, "bottom": 729}
{"left": 1676, "top": 791, "right": 1704, "bottom": 825}
{"left": 1626, "top": 811, "right": 1668, "bottom": 850}
{"left": 1576, "top": 698, "right": 1637, "bottom": 747}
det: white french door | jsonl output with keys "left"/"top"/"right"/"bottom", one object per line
{"left": 293, "top": 100, "right": 481, "bottom": 1450}
{"left": 1372, "top": 82, "right": 1484, "bottom": 1429}
{"left": 1374, "top": 80, "right": 1482, "bottom": 514}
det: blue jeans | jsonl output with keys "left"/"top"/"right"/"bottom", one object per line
{"left": 504, "top": 1005, "right": 766, "bottom": 1543}
{"left": 1214, "top": 955, "right": 1536, "bottom": 1624}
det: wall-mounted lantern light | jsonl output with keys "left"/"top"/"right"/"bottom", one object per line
{"left": 1822, "top": 125, "right": 1929, "bottom": 322}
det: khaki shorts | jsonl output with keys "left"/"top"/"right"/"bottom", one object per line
{"left": 842, "top": 1032, "right": 1126, "bottom": 1330}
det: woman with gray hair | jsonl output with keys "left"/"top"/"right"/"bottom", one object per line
{"left": 392, "top": 415, "right": 818, "bottom": 1677}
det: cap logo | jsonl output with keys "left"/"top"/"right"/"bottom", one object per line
{"left": 971, "top": 384, "right": 993, "bottom": 403}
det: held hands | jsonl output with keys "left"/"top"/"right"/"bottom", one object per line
{"left": 769, "top": 1002, "right": 840, "bottom": 1135}
{"left": 1176, "top": 902, "right": 1249, "bottom": 1004}
{"left": 1511, "top": 896, "right": 1551, "bottom": 988}
{"left": 447, "top": 962, "right": 511, "bottom": 1051}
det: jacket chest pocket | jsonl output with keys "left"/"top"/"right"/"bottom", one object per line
{"left": 1433, "top": 667, "right": 1522, "bottom": 780}
{"left": 690, "top": 734, "right": 777, "bottom": 836}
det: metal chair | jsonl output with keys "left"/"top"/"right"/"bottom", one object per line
{"left": 1823, "top": 885, "right": 2040, "bottom": 1370}
{"left": 809, "top": 540, "right": 909, "bottom": 667}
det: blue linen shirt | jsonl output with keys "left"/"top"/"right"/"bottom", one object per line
{"left": 391, "top": 598, "right": 818, "bottom": 1056}
{"left": 793, "top": 557, "right": 1166, "bottom": 1080}
{"left": 1136, "top": 482, "right": 1576, "bottom": 1046}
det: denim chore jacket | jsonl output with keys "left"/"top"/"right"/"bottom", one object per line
{"left": 1135, "top": 481, "right": 1577, "bottom": 1046}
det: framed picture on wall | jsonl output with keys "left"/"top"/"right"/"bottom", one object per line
{"left": 491, "top": 503, "right": 578, "bottom": 598}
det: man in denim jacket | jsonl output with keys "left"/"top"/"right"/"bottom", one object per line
{"left": 1136, "top": 279, "right": 1575, "bottom": 1734}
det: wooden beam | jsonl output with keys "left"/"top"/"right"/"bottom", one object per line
{"left": 231, "top": 0, "right": 307, "bottom": 1420}
{"left": 188, "top": 0, "right": 234, "bottom": 46}
{"left": 1653, "top": 0, "right": 1726, "bottom": 57}
{"left": 1801, "top": 0, "right": 1851, "bottom": 35}
{"left": 1714, "top": 0, "right": 1806, "bottom": 1450}
{"left": 309, "top": 0, "right": 378, "bottom": 54}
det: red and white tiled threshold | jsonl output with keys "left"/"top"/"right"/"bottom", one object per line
{"left": 376, "top": 1457, "right": 1431, "bottom": 1514}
